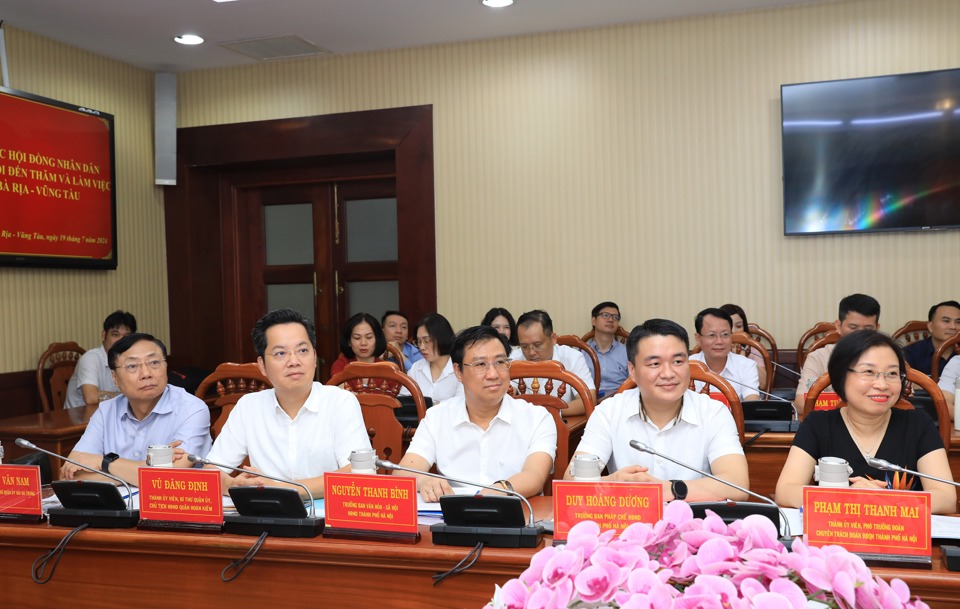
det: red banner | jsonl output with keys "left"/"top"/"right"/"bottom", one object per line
{"left": 324, "top": 473, "right": 418, "bottom": 534}
{"left": 552, "top": 480, "right": 663, "bottom": 541}
{"left": 0, "top": 465, "right": 43, "bottom": 516}
{"left": 138, "top": 468, "right": 223, "bottom": 524}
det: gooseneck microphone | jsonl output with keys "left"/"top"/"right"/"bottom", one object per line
{"left": 187, "top": 454, "right": 317, "bottom": 517}
{"left": 629, "top": 440, "right": 792, "bottom": 540}
{"left": 771, "top": 360, "right": 802, "bottom": 379}
{"left": 865, "top": 457, "right": 960, "bottom": 489}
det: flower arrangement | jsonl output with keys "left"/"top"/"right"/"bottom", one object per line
{"left": 487, "top": 501, "right": 929, "bottom": 609}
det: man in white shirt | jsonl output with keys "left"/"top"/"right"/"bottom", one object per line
{"left": 511, "top": 309, "right": 596, "bottom": 415}
{"left": 938, "top": 355, "right": 960, "bottom": 424}
{"left": 565, "top": 319, "right": 748, "bottom": 502}
{"left": 689, "top": 308, "right": 760, "bottom": 401}
{"left": 396, "top": 325, "right": 556, "bottom": 500}
{"left": 205, "top": 308, "right": 371, "bottom": 498}
{"left": 64, "top": 310, "right": 137, "bottom": 407}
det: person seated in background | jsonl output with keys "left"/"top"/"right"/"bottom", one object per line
{"left": 395, "top": 325, "right": 556, "bottom": 500}
{"left": 511, "top": 309, "right": 596, "bottom": 416}
{"left": 330, "top": 312, "right": 389, "bottom": 376}
{"left": 903, "top": 300, "right": 960, "bottom": 377}
{"left": 206, "top": 309, "right": 371, "bottom": 498}
{"left": 400, "top": 312, "right": 463, "bottom": 406}
{"left": 719, "top": 303, "right": 768, "bottom": 391}
{"left": 64, "top": 310, "right": 137, "bottom": 408}
{"left": 937, "top": 356, "right": 959, "bottom": 422}
{"left": 690, "top": 308, "right": 760, "bottom": 402}
{"left": 382, "top": 310, "right": 423, "bottom": 372}
{"left": 584, "top": 301, "right": 629, "bottom": 398}
{"left": 795, "top": 293, "right": 881, "bottom": 413}
{"left": 565, "top": 319, "right": 748, "bottom": 502}
{"left": 481, "top": 307, "right": 519, "bottom": 347}
{"left": 61, "top": 333, "right": 211, "bottom": 485}
{"left": 775, "top": 330, "right": 955, "bottom": 514}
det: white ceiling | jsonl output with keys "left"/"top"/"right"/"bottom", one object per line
{"left": 1, "top": 0, "right": 814, "bottom": 73}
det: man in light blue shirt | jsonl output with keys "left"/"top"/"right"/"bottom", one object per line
{"left": 62, "top": 333, "right": 211, "bottom": 486}
{"left": 383, "top": 310, "right": 423, "bottom": 371}
{"left": 585, "top": 301, "right": 629, "bottom": 397}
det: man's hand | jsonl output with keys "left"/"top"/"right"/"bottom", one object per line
{"left": 231, "top": 466, "right": 268, "bottom": 488}
{"left": 60, "top": 452, "right": 103, "bottom": 479}
{"left": 606, "top": 465, "right": 657, "bottom": 483}
{"left": 170, "top": 440, "right": 190, "bottom": 466}
{"left": 417, "top": 475, "right": 453, "bottom": 502}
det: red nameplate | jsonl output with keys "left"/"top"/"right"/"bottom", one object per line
{"left": 810, "top": 392, "right": 842, "bottom": 411}
{"left": 552, "top": 480, "right": 663, "bottom": 541}
{"left": 324, "top": 473, "right": 418, "bottom": 534}
{"left": 138, "top": 468, "right": 223, "bottom": 523}
{"left": 802, "top": 487, "right": 931, "bottom": 557}
{"left": 0, "top": 465, "right": 43, "bottom": 516}
{"left": 709, "top": 392, "right": 730, "bottom": 408}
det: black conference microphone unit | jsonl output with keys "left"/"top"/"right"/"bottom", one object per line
{"left": 187, "top": 454, "right": 323, "bottom": 538}
{"left": 628, "top": 440, "right": 793, "bottom": 546}
{"left": 717, "top": 376, "right": 801, "bottom": 434}
{"left": 376, "top": 458, "right": 542, "bottom": 548}
{"left": 16, "top": 438, "right": 139, "bottom": 528}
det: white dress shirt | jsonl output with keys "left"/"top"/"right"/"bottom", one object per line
{"left": 509, "top": 344, "right": 595, "bottom": 402}
{"left": 690, "top": 351, "right": 760, "bottom": 400}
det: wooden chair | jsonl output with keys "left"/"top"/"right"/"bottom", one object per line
{"left": 893, "top": 320, "right": 930, "bottom": 347}
{"left": 556, "top": 334, "right": 601, "bottom": 393}
{"left": 195, "top": 363, "right": 273, "bottom": 438}
{"left": 800, "top": 331, "right": 840, "bottom": 370}
{"left": 326, "top": 361, "right": 427, "bottom": 467}
{"left": 747, "top": 323, "right": 780, "bottom": 366}
{"left": 613, "top": 361, "right": 745, "bottom": 446}
{"left": 581, "top": 326, "right": 630, "bottom": 345}
{"left": 796, "top": 322, "right": 836, "bottom": 369}
{"left": 36, "top": 341, "right": 86, "bottom": 412}
{"left": 384, "top": 343, "right": 405, "bottom": 370}
{"left": 932, "top": 334, "right": 960, "bottom": 383}
{"left": 802, "top": 368, "right": 951, "bottom": 450}
{"left": 509, "top": 360, "right": 596, "bottom": 494}
{"left": 732, "top": 332, "right": 774, "bottom": 394}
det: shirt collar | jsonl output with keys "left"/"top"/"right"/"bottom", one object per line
{"left": 455, "top": 394, "right": 512, "bottom": 427}
{"left": 120, "top": 385, "right": 173, "bottom": 421}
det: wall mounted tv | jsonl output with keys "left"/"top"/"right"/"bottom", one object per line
{"left": 0, "top": 86, "right": 117, "bottom": 269}
{"left": 781, "top": 68, "right": 960, "bottom": 236}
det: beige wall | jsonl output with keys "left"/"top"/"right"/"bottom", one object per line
{"left": 4, "top": 0, "right": 959, "bottom": 373}
{"left": 0, "top": 29, "right": 167, "bottom": 373}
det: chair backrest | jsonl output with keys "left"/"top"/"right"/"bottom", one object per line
{"left": 893, "top": 320, "right": 930, "bottom": 347}
{"left": 613, "top": 362, "right": 745, "bottom": 445}
{"left": 556, "top": 334, "right": 601, "bottom": 393}
{"left": 747, "top": 323, "right": 779, "bottom": 366}
{"left": 732, "top": 332, "right": 774, "bottom": 394}
{"left": 580, "top": 326, "right": 629, "bottom": 345}
{"left": 801, "top": 331, "right": 840, "bottom": 370}
{"left": 796, "top": 322, "right": 836, "bottom": 369}
{"left": 932, "top": 334, "right": 960, "bottom": 383}
{"left": 195, "top": 362, "right": 273, "bottom": 438}
{"left": 802, "top": 368, "right": 951, "bottom": 450}
{"left": 384, "top": 343, "right": 405, "bottom": 370}
{"left": 509, "top": 360, "right": 596, "bottom": 494}
{"left": 36, "top": 341, "right": 86, "bottom": 412}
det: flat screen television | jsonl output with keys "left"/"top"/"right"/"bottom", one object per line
{"left": 781, "top": 68, "right": 960, "bottom": 236}
{"left": 0, "top": 86, "right": 117, "bottom": 268}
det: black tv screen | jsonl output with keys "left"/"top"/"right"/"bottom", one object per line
{"left": 781, "top": 68, "right": 960, "bottom": 236}
{"left": 0, "top": 86, "right": 117, "bottom": 268}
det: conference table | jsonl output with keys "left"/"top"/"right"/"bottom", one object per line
{"left": 2, "top": 497, "right": 960, "bottom": 609}
{"left": 0, "top": 405, "right": 97, "bottom": 477}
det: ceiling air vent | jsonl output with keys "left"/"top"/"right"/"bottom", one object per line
{"left": 220, "top": 34, "right": 332, "bottom": 61}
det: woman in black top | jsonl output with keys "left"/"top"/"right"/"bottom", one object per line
{"left": 775, "top": 330, "right": 956, "bottom": 514}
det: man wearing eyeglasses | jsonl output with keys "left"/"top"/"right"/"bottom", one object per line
{"left": 395, "top": 325, "right": 556, "bottom": 500}
{"left": 511, "top": 309, "right": 596, "bottom": 416}
{"left": 690, "top": 308, "right": 760, "bottom": 402}
{"left": 586, "top": 301, "right": 629, "bottom": 397}
{"left": 61, "top": 333, "right": 211, "bottom": 485}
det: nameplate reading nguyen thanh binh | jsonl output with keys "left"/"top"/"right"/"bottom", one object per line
{"left": 802, "top": 487, "right": 931, "bottom": 563}
{"left": 138, "top": 468, "right": 223, "bottom": 524}
{"left": 324, "top": 473, "right": 418, "bottom": 536}
{"left": 0, "top": 465, "right": 43, "bottom": 517}
{"left": 552, "top": 481, "right": 663, "bottom": 541}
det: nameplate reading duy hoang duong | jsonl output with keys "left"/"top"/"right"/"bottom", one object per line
{"left": 552, "top": 480, "right": 663, "bottom": 541}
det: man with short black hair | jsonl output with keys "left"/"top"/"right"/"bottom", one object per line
{"left": 65, "top": 310, "right": 137, "bottom": 407}
{"left": 61, "top": 333, "right": 211, "bottom": 485}
{"left": 690, "top": 308, "right": 760, "bottom": 401}
{"left": 585, "top": 301, "right": 629, "bottom": 397}
{"left": 512, "top": 309, "right": 596, "bottom": 415}
{"left": 565, "top": 319, "right": 748, "bottom": 502}
{"left": 382, "top": 310, "right": 423, "bottom": 371}
{"left": 903, "top": 300, "right": 960, "bottom": 377}
{"left": 794, "top": 293, "right": 881, "bottom": 412}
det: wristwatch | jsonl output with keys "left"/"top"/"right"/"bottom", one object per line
{"left": 495, "top": 479, "right": 515, "bottom": 493}
{"left": 670, "top": 479, "right": 688, "bottom": 501}
{"left": 101, "top": 452, "right": 120, "bottom": 473}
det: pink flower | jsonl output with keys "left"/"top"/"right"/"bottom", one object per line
{"left": 675, "top": 574, "right": 743, "bottom": 609}
{"left": 520, "top": 546, "right": 556, "bottom": 586}
{"left": 574, "top": 560, "right": 622, "bottom": 604}
{"left": 694, "top": 537, "right": 738, "bottom": 575}
{"left": 542, "top": 547, "right": 583, "bottom": 586}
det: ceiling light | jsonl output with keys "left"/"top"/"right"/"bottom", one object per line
{"left": 481, "top": 0, "right": 514, "bottom": 7}
{"left": 174, "top": 34, "right": 204, "bottom": 45}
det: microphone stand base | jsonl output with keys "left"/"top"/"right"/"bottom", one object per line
{"left": 48, "top": 508, "right": 140, "bottom": 529}
{"left": 224, "top": 514, "right": 324, "bottom": 538}
{"left": 430, "top": 523, "right": 543, "bottom": 548}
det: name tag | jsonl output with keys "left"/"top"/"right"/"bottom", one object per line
{"left": 0, "top": 465, "right": 43, "bottom": 516}
{"left": 324, "top": 473, "right": 418, "bottom": 534}
{"left": 138, "top": 468, "right": 223, "bottom": 523}
{"left": 809, "top": 392, "right": 842, "bottom": 410}
{"left": 552, "top": 480, "right": 662, "bottom": 541}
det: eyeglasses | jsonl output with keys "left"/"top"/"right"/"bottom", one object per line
{"left": 414, "top": 337, "right": 434, "bottom": 347}
{"left": 701, "top": 332, "right": 732, "bottom": 342}
{"left": 267, "top": 347, "right": 314, "bottom": 361}
{"left": 597, "top": 313, "right": 621, "bottom": 321}
{"left": 115, "top": 359, "right": 166, "bottom": 375}
{"left": 460, "top": 358, "right": 511, "bottom": 374}
{"left": 848, "top": 369, "right": 904, "bottom": 383}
